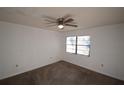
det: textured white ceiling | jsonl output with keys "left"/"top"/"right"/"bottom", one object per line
{"left": 0, "top": 7, "right": 124, "bottom": 31}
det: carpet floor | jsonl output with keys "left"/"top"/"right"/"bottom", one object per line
{"left": 0, "top": 61, "right": 124, "bottom": 85}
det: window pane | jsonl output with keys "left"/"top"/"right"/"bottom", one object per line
{"left": 77, "top": 50, "right": 89, "bottom": 55}
{"left": 66, "top": 36, "right": 76, "bottom": 45}
{"left": 78, "top": 36, "right": 90, "bottom": 41}
{"left": 66, "top": 45, "right": 76, "bottom": 53}
{"left": 77, "top": 45, "right": 89, "bottom": 51}
{"left": 77, "top": 46, "right": 90, "bottom": 55}
{"left": 77, "top": 36, "right": 90, "bottom": 45}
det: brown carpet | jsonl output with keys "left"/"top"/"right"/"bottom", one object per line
{"left": 0, "top": 61, "right": 124, "bottom": 85}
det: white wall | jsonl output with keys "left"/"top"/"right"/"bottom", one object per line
{"left": 62, "top": 23, "right": 124, "bottom": 81}
{"left": 0, "top": 21, "right": 124, "bottom": 81}
{"left": 0, "top": 21, "right": 61, "bottom": 79}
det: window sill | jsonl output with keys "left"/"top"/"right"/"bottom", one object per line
{"left": 66, "top": 52, "right": 90, "bottom": 57}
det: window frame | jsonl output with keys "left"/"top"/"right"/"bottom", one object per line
{"left": 66, "top": 35, "right": 91, "bottom": 57}
{"left": 77, "top": 35, "right": 91, "bottom": 57}
{"left": 65, "top": 36, "right": 77, "bottom": 54}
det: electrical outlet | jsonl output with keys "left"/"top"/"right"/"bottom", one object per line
{"left": 16, "top": 64, "right": 19, "bottom": 67}
{"left": 101, "top": 64, "right": 104, "bottom": 67}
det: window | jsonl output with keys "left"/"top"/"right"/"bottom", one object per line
{"left": 66, "top": 36, "right": 90, "bottom": 56}
{"left": 77, "top": 36, "right": 90, "bottom": 55}
{"left": 66, "top": 36, "right": 76, "bottom": 53}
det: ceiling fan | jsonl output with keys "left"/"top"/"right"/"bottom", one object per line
{"left": 43, "top": 14, "right": 78, "bottom": 29}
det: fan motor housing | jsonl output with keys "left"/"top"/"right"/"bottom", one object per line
{"left": 57, "top": 18, "right": 64, "bottom": 25}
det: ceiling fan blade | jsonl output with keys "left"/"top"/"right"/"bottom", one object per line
{"left": 45, "top": 22, "right": 57, "bottom": 24}
{"left": 44, "top": 19, "right": 57, "bottom": 23}
{"left": 44, "top": 22, "right": 57, "bottom": 25}
{"left": 63, "top": 14, "right": 71, "bottom": 19}
{"left": 64, "top": 18, "right": 74, "bottom": 23}
{"left": 65, "top": 24, "right": 78, "bottom": 27}
{"left": 43, "top": 24, "right": 57, "bottom": 27}
{"left": 42, "top": 15, "right": 56, "bottom": 21}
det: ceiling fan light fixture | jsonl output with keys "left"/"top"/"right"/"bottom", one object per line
{"left": 58, "top": 24, "right": 64, "bottom": 29}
